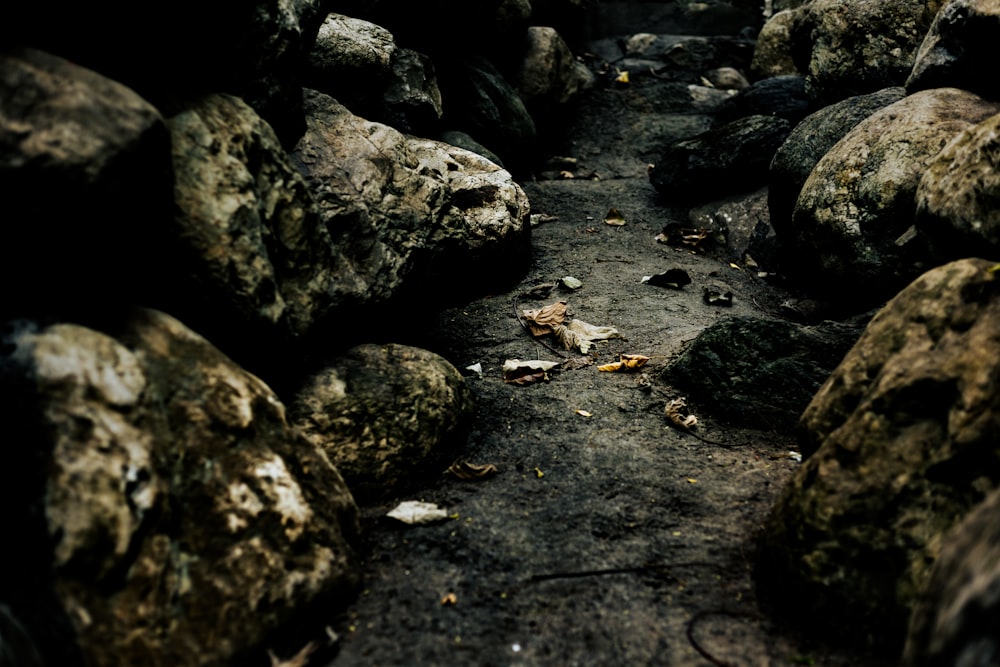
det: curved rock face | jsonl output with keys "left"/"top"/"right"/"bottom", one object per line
{"left": 757, "top": 258, "right": 1000, "bottom": 655}
{"left": 0, "top": 310, "right": 362, "bottom": 667}
{"left": 902, "top": 485, "right": 1000, "bottom": 667}
{"left": 915, "top": 113, "right": 1000, "bottom": 263}
{"left": 289, "top": 344, "right": 476, "bottom": 502}
{"left": 0, "top": 48, "right": 173, "bottom": 320}
{"left": 787, "top": 88, "right": 1000, "bottom": 306}
{"left": 800, "top": 0, "right": 943, "bottom": 104}
{"left": 906, "top": 0, "right": 1000, "bottom": 101}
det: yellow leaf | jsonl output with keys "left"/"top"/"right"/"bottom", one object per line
{"left": 600, "top": 354, "right": 650, "bottom": 372}
{"left": 615, "top": 70, "right": 630, "bottom": 84}
{"left": 604, "top": 207, "right": 627, "bottom": 226}
{"left": 441, "top": 593, "right": 458, "bottom": 606}
{"left": 686, "top": 478, "right": 698, "bottom": 484}
{"left": 598, "top": 360, "right": 624, "bottom": 372}
{"left": 534, "top": 467, "right": 545, "bottom": 478}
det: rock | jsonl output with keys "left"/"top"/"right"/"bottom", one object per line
{"left": 788, "top": 88, "right": 1000, "bottom": 307}
{"left": 713, "top": 75, "right": 813, "bottom": 127}
{"left": 291, "top": 89, "right": 532, "bottom": 321}
{"left": 0, "top": 48, "right": 173, "bottom": 321}
{"left": 768, "top": 86, "right": 907, "bottom": 240}
{"left": 381, "top": 48, "right": 445, "bottom": 135}
{"left": 0, "top": 310, "right": 362, "bottom": 667}
{"left": 915, "top": 113, "right": 1000, "bottom": 263}
{"left": 902, "top": 485, "right": 1000, "bottom": 667}
{"left": 661, "top": 315, "right": 866, "bottom": 432}
{"left": 649, "top": 114, "right": 791, "bottom": 204}
{"left": 702, "top": 66, "right": 750, "bottom": 91}
{"left": 436, "top": 55, "right": 539, "bottom": 175}
{"left": 166, "top": 93, "right": 339, "bottom": 359}
{"left": 688, "top": 188, "right": 779, "bottom": 270}
{"left": 800, "top": 0, "right": 944, "bottom": 104}
{"left": 288, "top": 344, "right": 476, "bottom": 502}
{"left": 757, "top": 258, "right": 1000, "bottom": 655}
{"left": 906, "top": 0, "right": 1000, "bottom": 101}
{"left": 438, "top": 130, "right": 506, "bottom": 168}
{"left": 750, "top": 9, "right": 807, "bottom": 79}
{"left": 513, "top": 26, "right": 595, "bottom": 109}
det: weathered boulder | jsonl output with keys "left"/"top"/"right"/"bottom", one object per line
{"left": 768, "top": 87, "right": 907, "bottom": 240}
{"left": 902, "top": 485, "right": 1000, "bottom": 667}
{"left": 750, "top": 9, "right": 807, "bottom": 79}
{"left": 906, "top": 0, "right": 1000, "bottom": 101}
{"left": 305, "top": 14, "right": 443, "bottom": 136}
{"left": 757, "top": 258, "right": 1000, "bottom": 654}
{"left": 289, "top": 344, "right": 475, "bottom": 502}
{"left": 788, "top": 88, "right": 1000, "bottom": 306}
{"left": 0, "top": 48, "right": 173, "bottom": 321}
{"left": 661, "top": 315, "right": 866, "bottom": 432}
{"left": 688, "top": 188, "right": 779, "bottom": 269}
{"left": 915, "top": 112, "right": 1000, "bottom": 263}
{"left": 6, "top": 0, "right": 326, "bottom": 146}
{"left": 291, "top": 89, "right": 532, "bottom": 318}
{"left": 0, "top": 310, "right": 362, "bottom": 667}
{"left": 166, "top": 93, "right": 339, "bottom": 354}
{"left": 799, "top": 0, "right": 943, "bottom": 104}
{"left": 649, "top": 114, "right": 791, "bottom": 204}
{"left": 713, "top": 74, "right": 812, "bottom": 127}
{"left": 512, "top": 26, "right": 595, "bottom": 111}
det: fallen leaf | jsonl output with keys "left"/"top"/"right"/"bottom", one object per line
{"left": 576, "top": 409, "right": 593, "bottom": 417}
{"left": 446, "top": 460, "right": 499, "bottom": 481}
{"left": 387, "top": 500, "right": 449, "bottom": 525}
{"left": 641, "top": 269, "right": 692, "bottom": 289}
{"left": 598, "top": 353, "right": 650, "bottom": 372}
{"left": 441, "top": 593, "right": 458, "bottom": 606}
{"left": 269, "top": 642, "right": 317, "bottom": 667}
{"left": 551, "top": 318, "right": 622, "bottom": 353}
{"left": 521, "top": 300, "right": 568, "bottom": 336}
{"left": 559, "top": 170, "right": 575, "bottom": 179}
{"left": 665, "top": 397, "right": 699, "bottom": 431}
{"left": 686, "top": 478, "right": 698, "bottom": 484}
{"left": 655, "top": 223, "right": 719, "bottom": 251}
{"left": 604, "top": 207, "right": 627, "bottom": 226}
{"left": 615, "top": 70, "right": 630, "bottom": 84}
{"left": 560, "top": 276, "right": 583, "bottom": 290}
{"left": 534, "top": 467, "right": 545, "bottom": 478}
{"left": 502, "top": 358, "right": 561, "bottom": 385}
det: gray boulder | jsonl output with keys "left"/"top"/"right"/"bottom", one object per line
{"left": 758, "top": 257, "right": 1000, "bottom": 654}
{"left": 289, "top": 344, "right": 475, "bottom": 502}
{"left": 750, "top": 9, "right": 807, "bottom": 79}
{"left": 512, "top": 26, "right": 595, "bottom": 111}
{"left": 0, "top": 310, "right": 362, "bottom": 667}
{"left": 906, "top": 0, "right": 1000, "bottom": 101}
{"left": 788, "top": 88, "right": 1000, "bottom": 306}
{"left": 916, "top": 112, "right": 1000, "bottom": 263}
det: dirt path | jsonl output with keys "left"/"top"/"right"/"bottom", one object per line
{"left": 320, "top": 18, "right": 896, "bottom": 667}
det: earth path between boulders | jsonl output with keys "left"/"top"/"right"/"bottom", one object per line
{"left": 315, "top": 68, "right": 896, "bottom": 666}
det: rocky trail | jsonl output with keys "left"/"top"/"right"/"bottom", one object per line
{"left": 313, "top": 24, "right": 895, "bottom": 667}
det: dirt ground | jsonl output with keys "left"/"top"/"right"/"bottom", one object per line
{"left": 308, "top": 11, "right": 899, "bottom": 667}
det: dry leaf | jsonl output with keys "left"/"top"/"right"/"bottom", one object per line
{"left": 446, "top": 460, "right": 498, "bottom": 481}
{"left": 502, "top": 358, "right": 560, "bottom": 385}
{"left": 534, "top": 468, "right": 545, "bottom": 478}
{"left": 441, "top": 593, "right": 458, "bottom": 606}
{"left": 521, "top": 300, "right": 568, "bottom": 336}
{"left": 598, "top": 354, "right": 650, "bottom": 372}
{"left": 551, "top": 319, "right": 622, "bottom": 353}
{"left": 615, "top": 70, "right": 630, "bottom": 84}
{"left": 604, "top": 207, "right": 627, "bottom": 226}
{"left": 269, "top": 642, "right": 317, "bottom": 667}
{"left": 665, "top": 397, "right": 699, "bottom": 431}
{"left": 576, "top": 409, "right": 593, "bottom": 417}
{"left": 387, "top": 500, "right": 449, "bottom": 525}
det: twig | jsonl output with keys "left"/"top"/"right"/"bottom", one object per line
{"left": 529, "top": 560, "right": 721, "bottom": 583}
{"left": 686, "top": 609, "right": 760, "bottom": 667}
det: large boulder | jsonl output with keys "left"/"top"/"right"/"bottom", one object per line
{"left": 289, "top": 344, "right": 475, "bottom": 502}
{"left": 902, "top": 485, "right": 1000, "bottom": 667}
{"left": 290, "top": 89, "right": 532, "bottom": 322}
{"left": 787, "top": 88, "right": 1000, "bottom": 307}
{"left": 0, "top": 309, "right": 362, "bottom": 667}
{"left": 0, "top": 48, "right": 173, "bottom": 321}
{"left": 799, "top": 0, "right": 943, "bottom": 104}
{"left": 915, "top": 112, "right": 1000, "bottom": 263}
{"left": 757, "top": 258, "right": 1000, "bottom": 655}
{"left": 906, "top": 0, "right": 1000, "bottom": 101}
{"left": 768, "top": 86, "right": 906, "bottom": 243}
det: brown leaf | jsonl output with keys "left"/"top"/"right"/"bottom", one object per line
{"left": 446, "top": 460, "right": 499, "bottom": 481}
{"left": 598, "top": 354, "right": 650, "bottom": 372}
{"left": 521, "top": 300, "right": 568, "bottom": 336}
{"left": 502, "top": 359, "right": 560, "bottom": 385}
{"left": 665, "top": 397, "right": 698, "bottom": 431}
{"left": 269, "top": 642, "right": 318, "bottom": 667}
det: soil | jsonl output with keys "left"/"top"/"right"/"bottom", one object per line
{"left": 304, "top": 9, "right": 898, "bottom": 667}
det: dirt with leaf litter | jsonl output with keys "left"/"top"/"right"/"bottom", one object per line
{"left": 309, "top": 17, "right": 897, "bottom": 667}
